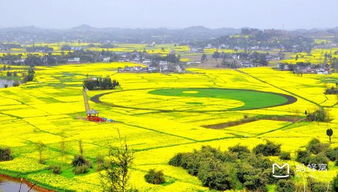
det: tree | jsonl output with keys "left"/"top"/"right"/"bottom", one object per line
{"left": 306, "top": 109, "right": 328, "bottom": 122}
{"left": 35, "top": 142, "right": 46, "bottom": 164}
{"left": 253, "top": 141, "right": 281, "bottom": 156}
{"left": 0, "top": 147, "right": 13, "bottom": 161}
{"left": 201, "top": 54, "right": 207, "bottom": 63}
{"left": 79, "top": 140, "right": 84, "bottom": 155}
{"left": 23, "top": 66, "right": 35, "bottom": 82}
{"left": 100, "top": 133, "right": 134, "bottom": 192}
{"left": 326, "top": 128, "right": 333, "bottom": 143}
{"left": 332, "top": 174, "right": 338, "bottom": 192}
{"left": 144, "top": 169, "right": 166, "bottom": 184}
{"left": 60, "top": 137, "right": 66, "bottom": 163}
{"left": 276, "top": 179, "right": 296, "bottom": 192}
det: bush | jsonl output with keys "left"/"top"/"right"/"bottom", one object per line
{"left": 72, "top": 155, "right": 90, "bottom": 167}
{"left": 253, "top": 141, "right": 281, "bottom": 156}
{"left": 236, "top": 162, "right": 254, "bottom": 183}
{"left": 144, "top": 169, "right": 166, "bottom": 184}
{"left": 71, "top": 155, "right": 91, "bottom": 174}
{"left": 307, "top": 177, "right": 329, "bottom": 192}
{"left": 168, "top": 153, "right": 185, "bottom": 167}
{"left": 325, "top": 147, "right": 338, "bottom": 161}
{"left": 243, "top": 172, "right": 268, "bottom": 192}
{"left": 49, "top": 165, "right": 62, "bottom": 174}
{"left": 296, "top": 150, "right": 310, "bottom": 164}
{"left": 246, "top": 154, "right": 273, "bottom": 169}
{"left": 197, "top": 161, "right": 237, "bottom": 191}
{"left": 280, "top": 152, "right": 291, "bottom": 160}
{"left": 306, "top": 153, "right": 329, "bottom": 170}
{"left": 95, "top": 155, "right": 105, "bottom": 171}
{"left": 306, "top": 109, "right": 328, "bottom": 122}
{"left": 276, "top": 179, "right": 296, "bottom": 192}
{"left": 307, "top": 138, "right": 329, "bottom": 154}
{"left": 73, "top": 164, "right": 90, "bottom": 175}
{"left": 332, "top": 174, "right": 338, "bottom": 192}
{"left": 0, "top": 147, "right": 13, "bottom": 161}
{"left": 228, "top": 145, "right": 250, "bottom": 159}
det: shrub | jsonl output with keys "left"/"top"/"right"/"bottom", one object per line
{"left": 306, "top": 153, "right": 329, "bottom": 170}
{"left": 243, "top": 172, "right": 268, "bottom": 192}
{"left": 332, "top": 174, "right": 338, "bottom": 192}
{"left": 168, "top": 153, "right": 185, "bottom": 167}
{"left": 236, "top": 162, "right": 254, "bottom": 183}
{"left": 71, "top": 155, "right": 91, "bottom": 174}
{"left": 325, "top": 147, "right": 338, "bottom": 161}
{"left": 144, "top": 169, "right": 166, "bottom": 184}
{"left": 307, "top": 177, "right": 329, "bottom": 192}
{"left": 73, "top": 164, "right": 90, "bottom": 175}
{"left": 49, "top": 165, "right": 62, "bottom": 174}
{"left": 223, "top": 151, "right": 238, "bottom": 163}
{"left": 253, "top": 141, "right": 281, "bottom": 156}
{"left": 296, "top": 150, "right": 310, "bottom": 164}
{"left": 0, "top": 147, "right": 13, "bottom": 161}
{"left": 276, "top": 179, "right": 296, "bottom": 192}
{"left": 246, "top": 154, "right": 273, "bottom": 169}
{"left": 197, "top": 161, "right": 237, "bottom": 191}
{"left": 279, "top": 152, "right": 291, "bottom": 160}
{"left": 228, "top": 145, "right": 250, "bottom": 159}
{"left": 307, "top": 138, "right": 329, "bottom": 154}
{"left": 72, "top": 155, "right": 90, "bottom": 167}
{"left": 95, "top": 155, "right": 105, "bottom": 171}
{"left": 306, "top": 109, "right": 328, "bottom": 122}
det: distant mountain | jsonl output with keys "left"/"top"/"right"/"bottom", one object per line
{"left": 0, "top": 25, "right": 240, "bottom": 43}
{"left": 71, "top": 24, "right": 97, "bottom": 31}
{"left": 0, "top": 25, "right": 336, "bottom": 43}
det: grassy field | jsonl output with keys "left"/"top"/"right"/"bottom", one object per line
{"left": 0, "top": 62, "right": 337, "bottom": 191}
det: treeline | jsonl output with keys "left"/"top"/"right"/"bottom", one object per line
{"left": 198, "top": 28, "right": 314, "bottom": 52}
{"left": 83, "top": 77, "right": 120, "bottom": 90}
{"left": 0, "top": 65, "right": 35, "bottom": 86}
{"left": 0, "top": 50, "right": 122, "bottom": 66}
{"left": 169, "top": 140, "right": 338, "bottom": 191}
{"left": 211, "top": 51, "right": 269, "bottom": 66}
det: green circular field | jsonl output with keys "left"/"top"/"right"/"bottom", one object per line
{"left": 148, "top": 88, "right": 296, "bottom": 111}
{"left": 93, "top": 88, "right": 297, "bottom": 112}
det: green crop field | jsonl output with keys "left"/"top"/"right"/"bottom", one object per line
{"left": 149, "top": 88, "right": 294, "bottom": 110}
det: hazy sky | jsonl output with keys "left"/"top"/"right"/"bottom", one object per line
{"left": 0, "top": 0, "right": 337, "bottom": 29}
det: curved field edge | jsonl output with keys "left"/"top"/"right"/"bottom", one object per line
{"left": 92, "top": 88, "right": 297, "bottom": 112}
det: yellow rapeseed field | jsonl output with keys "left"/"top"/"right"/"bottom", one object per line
{"left": 0, "top": 62, "right": 337, "bottom": 191}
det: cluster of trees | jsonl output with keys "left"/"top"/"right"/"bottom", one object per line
{"left": 169, "top": 140, "right": 337, "bottom": 191}
{"left": 83, "top": 77, "right": 120, "bottom": 90}
{"left": 0, "top": 43, "right": 21, "bottom": 50}
{"left": 207, "top": 28, "right": 314, "bottom": 52}
{"left": 296, "top": 138, "right": 338, "bottom": 168}
{"left": 0, "top": 50, "right": 123, "bottom": 66}
{"left": 306, "top": 109, "right": 329, "bottom": 122}
{"left": 23, "top": 66, "right": 35, "bottom": 82}
{"left": 169, "top": 142, "right": 295, "bottom": 191}
{"left": 325, "top": 85, "right": 338, "bottom": 94}
{"left": 26, "top": 46, "right": 53, "bottom": 52}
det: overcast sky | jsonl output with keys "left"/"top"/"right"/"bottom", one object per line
{"left": 0, "top": 0, "right": 337, "bottom": 29}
